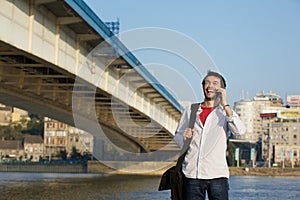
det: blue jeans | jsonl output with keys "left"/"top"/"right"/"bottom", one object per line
{"left": 183, "top": 177, "right": 229, "bottom": 200}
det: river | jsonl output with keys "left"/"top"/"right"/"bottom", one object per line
{"left": 0, "top": 172, "right": 299, "bottom": 199}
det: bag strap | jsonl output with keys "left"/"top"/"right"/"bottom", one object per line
{"left": 180, "top": 103, "right": 200, "bottom": 154}
{"left": 175, "top": 103, "right": 200, "bottom": 170}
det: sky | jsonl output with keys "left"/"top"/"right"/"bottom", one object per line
{"left": 84, "top": 0, "right": 300, "bottom": 106}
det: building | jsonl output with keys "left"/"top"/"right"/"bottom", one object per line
{"left": 11, "top": 107, "right": 29, "bottom": 126}
{"left": 234, "top": 91, "right": 283, "bottom": 143}
{"left": 44, "top": 117, "right": 94, "bottom": 159}
{"left": 44, "top": 117, "right": 69, "bottom": 158}
{"left": 286, "top": 95, "right": 300, "bottom": 108}
{"left": 233, "top": 91, "right": 300, "bottom": 165}
{"left": 234, "top": 99, "right": 257, "bottom": 142}
{"left": 274, "top": 145, "right": 299, "bottom": 167}
{"left": 254, "top": 91, "right": 283, "bottom": 107}
{"left": 0, "top": 104, "right": 12, "bottom": 126}
{"left": 261, "top": 107, "right": 300, "bottom": 166}
{"left": 68, "top": 127, "right": 93, "bottom": 155}
{"left": 0, "top": 138, "right": 24, "bottom": 161}
{"left": 0, "top": 104, "right": 29, "bottom": 127}
{"left": 24, "top": 135, "right": 44, "bottom": 162}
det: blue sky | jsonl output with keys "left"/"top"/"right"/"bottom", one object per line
{"left": 84, "top": 0, "right": 300, "bottom": 106}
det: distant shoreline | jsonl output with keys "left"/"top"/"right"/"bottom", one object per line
{"left": 88, "top": 162, "right": 300, "bottom": 176}
{"left": 1, "top": 162, "right": 300, "bottom": 176}
{"left": 229, "top": 167, "right": 300, "bottom": 176}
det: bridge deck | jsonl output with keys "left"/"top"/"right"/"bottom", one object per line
{"left": 0, "top": 0, "right": 183, "bottom": 154}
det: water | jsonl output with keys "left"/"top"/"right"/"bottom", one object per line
{"left": 229, "top": 176, "right": 300, "bottom": 200}
{"left": 0, "top": 172, "right": 300, "bottom": 200}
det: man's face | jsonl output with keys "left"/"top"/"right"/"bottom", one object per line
{"left": 203, "top": 75, "right": 222, "bottom": 100}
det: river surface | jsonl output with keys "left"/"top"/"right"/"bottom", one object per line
{"left": 0, "top": 172, "right": 299, "bottom": 200}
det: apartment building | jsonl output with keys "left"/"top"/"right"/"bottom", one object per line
{"left": 0, "top": 104, "right": 29, "bottom": 126}
{"left": 24, "top": 135, "right": 44, "bottom": 162}
{"left": 68, "top": 127, "right": 93, "bottom": 155}
{"left": 0, "top": 138, "right": 24, "bottom": 160}
{"left": 0, "top": 104, "right": 12, "bottom": 126}
{"left": 234, "top": 92, "right": 300, "bottom": 166}
{"left": 234, "top": 91, "right": 283, "bottom": 143}
{"left": 44, "top": 117, "right": 93, "bottom": 159}
{"left": 261, "top": 108, "right": 300, "bottom": 166}
{"left": 12, "top": 107, "right": 29, "bottom": 126}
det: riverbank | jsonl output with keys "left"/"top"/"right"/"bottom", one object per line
{"left": 88, "top": 161, "right": 300, "bottom": 176}
{"left": 0, "top": 162, "right": 86, "bottom": 173}
{"left": 229, "top": 167, "right": 300, "bottom": 176}
{"left": 1, "top": 161, "right": 300, "bottom": 176}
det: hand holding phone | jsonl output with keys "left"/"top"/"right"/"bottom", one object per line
{"left": 216, "top": 88, "right": 228, "bottom": 107}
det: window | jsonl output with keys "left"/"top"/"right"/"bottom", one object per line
{"left": 59, "top": 123, "right": 65, "bottom": 129}
{"left": 47, "top": 122, "right": 54, "bottom": 128}
{"left": 46, "top": 131, "right": 55, "bottom": 136}
{"left": 57, "top": 131, "right": 66, "bottom": 137}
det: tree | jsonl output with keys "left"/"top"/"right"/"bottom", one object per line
{"left": 21, "top": 115, "right": 44, "bottom": 137}
{"left": 227, "top": 141, "right": 236, "bottom": 167}
{"left": 0, "top": 125, "right": 23, "bottom": 140}
{"left": 71, "top": 146, "right": 82, "bottom": 159}
{"left": 57, "top": 150, "right": 67, "bottom": 160}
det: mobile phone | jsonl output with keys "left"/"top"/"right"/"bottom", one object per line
{"left": 216, "top": 91, "right": 222, "bottom": 97}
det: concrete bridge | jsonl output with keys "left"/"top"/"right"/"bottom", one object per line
{"left": 0, "top": 0, "right": 183, "bottom": 161}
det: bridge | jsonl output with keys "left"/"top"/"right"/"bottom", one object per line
{"left": 0, "top": 0, "right": 183, "bottom": 162}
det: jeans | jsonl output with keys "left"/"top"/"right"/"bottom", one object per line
{"left": 183, "top": 177, "right": 229, "bottom": 200}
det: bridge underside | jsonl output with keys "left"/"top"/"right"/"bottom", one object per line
{"left": 0, "top": 0, "right": 183, "bottom": 154}
{"left": 0, "top": 40, "right": 180, "bottom": 153}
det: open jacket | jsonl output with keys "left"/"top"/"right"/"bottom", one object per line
{"left": 174, "top": 104, "right": 246, "bottom": 179}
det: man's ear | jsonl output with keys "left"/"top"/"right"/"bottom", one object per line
{"left": 221, "top": 76, "right": 226, "bottom": 89}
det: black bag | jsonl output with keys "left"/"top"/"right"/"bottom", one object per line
{"left": 158, "top": 103, "right": 200, "bottom": 200}
{"left": 158, "top": 148, "right": 188, "bottom": 200}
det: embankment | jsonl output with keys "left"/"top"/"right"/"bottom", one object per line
{"left": 87, "top": 161, "right": 300, "bottom": 176}
{"left": 229, "top": 167, "right": 300, "bottom": 176}
{"left": 0, "top": 163, "right": 86, "bottom": 173}
{"left": 1, "top": 161, "right": 300, "bottom": 176}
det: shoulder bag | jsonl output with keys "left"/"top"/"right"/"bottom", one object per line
{"left": 158, "top": 103, "right": 200, "bottom": 200}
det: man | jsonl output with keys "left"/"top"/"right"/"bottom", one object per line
{"left": 174, "top": 71, "right": 246, "bottom": 200}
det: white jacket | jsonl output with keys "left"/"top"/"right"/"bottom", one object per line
{"left": 174, "top": 104, "right": 246, "bottom": 179}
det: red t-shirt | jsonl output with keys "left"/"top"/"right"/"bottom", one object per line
{"left": 199, "top": 105, "right": 214, "bottom": 125}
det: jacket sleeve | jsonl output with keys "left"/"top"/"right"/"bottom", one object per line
{"left": 227, "top": 110, "right": 246, "bottom": 136}
{"left": 174, "top": 105, "right": 190, "bottom": 148}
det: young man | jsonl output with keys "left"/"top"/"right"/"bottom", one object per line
{"left": 174, "top": 71, "right": 246, "bottom": 200}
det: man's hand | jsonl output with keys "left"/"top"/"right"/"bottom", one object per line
{"left": 216, "top": 88, "right": 228, "bottom": 107}
{"left": 183, "top": 128, "right": 194, "bottom": 140}
{"left": 217, "top": 88, "right": 233, "bottom": 117}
